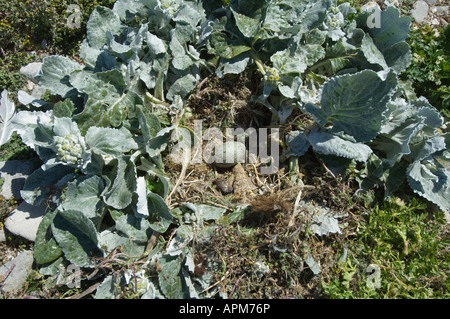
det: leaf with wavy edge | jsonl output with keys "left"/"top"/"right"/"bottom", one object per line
{"left": 308, "top": 129, "right": 372, "bottom": 162}
{"left": 305, "top": 69, "right": 397, "bottom": 142}
{"left": 407, "top": 151, "right": 450, "bottom": 212}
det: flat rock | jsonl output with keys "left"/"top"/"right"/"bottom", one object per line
{"left": 4, "top": 201, "right": 47, "bottom": 242}
{"left": 411, "top": 1, "right": 430, "bottom": 23}
{"left": 0, "top": 160, "right": 40, "bottom": 200}
{"left": 0, "top": 250, "right": 34, "bottom": 295}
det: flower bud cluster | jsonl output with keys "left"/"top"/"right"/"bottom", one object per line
{"left": 54, "top": 134, "right": 83, "bottom": 165}
{"left": 265, "top": 67, "right": 280, "bottom": 84}
{"left": 157, "top": 0, "right": 180, "bottom": 17}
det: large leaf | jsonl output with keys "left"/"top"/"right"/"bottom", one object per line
{"left": 102, "top": 156, "right": 137, "bottom": 210}
{"left": 34, "top": 209, "right": 63, "bottom": 265}
{"left": 147, "top": 192, "right": 173, "bottom": 233}
{"left": 60, "top": 175, "right": 105, "bottom": 219}
{"left": 85, "top": 126, "right": 138, "bottom": 157}
{"left": 360, "top": 7, "right": 410, "bottom": 52}
{"left": 361, "top": 33, "right": 388, "bottom": 70}
{"left": 271, "top": 44, "right": 325, "bottom": 76}
{"left": 158, "top": 254, "right": 186, "bottom": 299}
{"left": 98, "top": 229, "right": 146, "bottom": 257}
{"left": 37, "top": 56, "right": 83, "bottom": 97}
{"left": 51, "top": 209, "right": 102, "bottom": 267}
{"left": 114, "top": 212, "right": 153, "bottom": 244}
{"left": 87, "top": 6, "right": 123, "bottom": 49}
{"left": 308, "top": 130, "right": 372, "bottom": 162}
{"left": 231, "top": 8, "right": 260, "bottom": 39}
{"left": 21, "top": 165, "right": 75, "bottom": 206}
{"left": 305, "top": 69, "right": 397, "bottom": 142}
{"left": 358, "top": 7, "right": 411, "bottom": 72}
{"left": 407, "top": 152, "right": 450, "bottom": 212}
{"left": 285, "top": 131, "right": 310, "bottom": 158}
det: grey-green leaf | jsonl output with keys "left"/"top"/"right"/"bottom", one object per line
{"left": 87, "top": 6, "right": 123, "bottom": 49}
{"left": 51, "top": 209, "right": 101, "bottom": 267}
{"left": 305, "top": 69, "right": 397, "bottom": 142}
{"left": 102, "top": 156, "right": 136, "bottom": 210}
{"left": 147, "top": 192, "right": 173, "bottom": 233}
{"left": 34, "top": 209, "right": 63, "bottom": 265}
{"left": 158, "top": 254, "right": 186, "bottom": 299}
{"left": 407, "top": 153, "right": 450, "bottom": 212}
{"left": 60, "top": 175, "right": 105, "bottom": 219}
{"left": 308, "top": 130, "right": 372, "bottom": 162}
{"left": 37, "top": 56, "right": 83, "bottom": 97}
{"left": 85, "top": 126, "right": 138, "bottom": 157}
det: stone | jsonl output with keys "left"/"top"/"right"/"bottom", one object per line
{"left": 31, "top": 85, "right": 46, "bottom": 100}
{"left": 0, "top": 160, "right": 40, "bottom": 200}
{"left": 424, "top": 0, "right": 437, "bottom": 4}
{"left": 0, "top": 250, "right": 34, "bottom": 295}
{"left": 431, "top": 6, "right": 449, "bottom": 15}
{"left": 411, "top": 1, "right": 430, "bottom": 24}
{"left": 19, "top": 62, "right": 42, "bottom": 84}
{"left": 4, "top": 201, "right": 47, "bottom": 242}
{"left": 0, "top": 228, "right": 5, "bottom": 242}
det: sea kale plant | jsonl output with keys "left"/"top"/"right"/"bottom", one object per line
{"left": 0, "top": 0, "right": 448, "bottom": 298}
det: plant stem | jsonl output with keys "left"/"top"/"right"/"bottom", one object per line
{"left": 145, "top": 91, "right": 170, "bottom": 107}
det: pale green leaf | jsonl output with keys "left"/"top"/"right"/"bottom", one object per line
{"left": 102, "top": 156, "right": 136, "bottom": 210}
{"left": 60, "top": 175, "right": 105, "bottom": 219}
{"left": 308, "top": 130, "right": 372, "bottom": 162}
{"left": 87, "top": 6, "right": 123, "bottom": 49}
{"left": 37, "top": 56, "right": 83, "bottom": 97}
{"left": 147, "top": 192, "right": 173, "bottom": 233}
{"left": 51, "top": 209, "right": 102, "bottom": 267}
{"left": 85, "top": 126, "right": 138, "bottom": 157}
{"left": 305, "top": 69, "right": 397, "bottom": 142}
{"left": 34, "top": 209, "right": 63, "bottom": 265}
{"left": 407, "top": 153, "right": 450, "bottom": 212}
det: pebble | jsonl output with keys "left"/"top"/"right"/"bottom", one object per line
{"left": 0, "top": 250, "right": 34, "bottom": 295}
{"left": 0, "top": 160, "right": 46, "bottom": 242}
{"left": 4, "top": 201, "right": 47, "bottom": 242}
{"left": 411, "top": 1, "right": 430, "bottom": 23}
{"left": 0, "top": 160, "right": 40, "bottom": 200}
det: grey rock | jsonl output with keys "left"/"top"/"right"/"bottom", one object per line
{"left": 0, "top": 250, "right": 34, "bottom": 295}
{"left": 411, "top": 1, "right": 430, "bottom": 23}
{"left": 0, "top": 160, "right": 40, "bottom": 200}
{"left": 31, "top": 85, "right": 46, "bottom": 100}
{"left": 0, "top": 228, "right": 5, "bottom": 242}
{"left": 4, "top": 201, "right": 47, "bottom": 242}
{"left": 424, "top": 0, "right": 437, "bottom": 4}
{"left": 19, "top": 62, "right": 42, "bottom": 84}
{"left": 431, "top": 6, "right": 449, "bottom": 15}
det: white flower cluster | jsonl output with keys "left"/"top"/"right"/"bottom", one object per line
{"left": 264, "top": 67, "right": 280, "bottom": 84}
{"left": 323, "top": 6, "right": 345, "bottom": 41}
{"left": 156, "top": 0, "right": 181, "bottom": 17}
{"left": 54, "top": 134, "right": 83, "bottom": 165}
{"left": 326, "top": 6, "right": 344, "bottom": 28}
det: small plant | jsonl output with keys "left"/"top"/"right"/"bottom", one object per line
{"left": 322, "top": 198, "right": 450, "bottom": 299}
{"left": 402, "top": 24, "right": 450, "bottom": 119}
